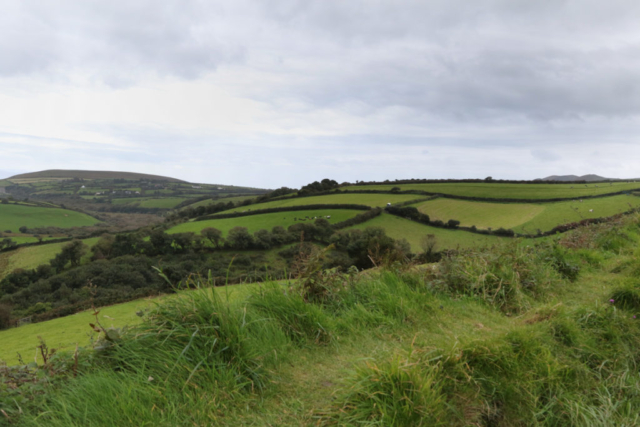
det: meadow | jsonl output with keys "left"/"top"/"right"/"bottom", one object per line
{"left": 412, "top": 194, "right": 640, "bottom": 233}
{"left": 167, "top": 209, "right": 363, "bottom": 236}
{"left": 0, "top": 237, "right": 99, "bottom": 279}
{"left": 226, "top": 193, "right": 422, "bottom": 212}
{"left": 0, "top": 204, "right": 100, "bottom": 230}
{"left": 183, "top": 194, "right": 258, "bottom": 209}
{"left": 342, "top": 181, "right": 640, "bottom": 199}
{"left": 348, "top": 212, "right": 502, "bottom": 251}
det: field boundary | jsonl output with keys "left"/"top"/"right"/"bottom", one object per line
{"left": 195, "top": 204, "right": 372, "bottom": 221}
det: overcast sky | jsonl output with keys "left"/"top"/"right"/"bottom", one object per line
{"left": 1, "top": 0, "right": 640, "bottom": 188}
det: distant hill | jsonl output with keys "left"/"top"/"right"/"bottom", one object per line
{"left": 8, "top": 170, "right": 187, "bottom": 183}
{"left": 536, "top": 174, "right": 613, "bottom": 182}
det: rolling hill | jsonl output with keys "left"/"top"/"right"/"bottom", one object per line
{"left": 8, "top": 169, "right": 187, "bottom": 183}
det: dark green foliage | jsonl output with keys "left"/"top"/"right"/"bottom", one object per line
{"left": 0, "top": 304, "right": 12, "bottom": 330}
{"left": 49, "top": 240, "right": 87, "bottom": 271}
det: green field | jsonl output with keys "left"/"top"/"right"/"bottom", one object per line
{"left": 183, "top": 195, "right": 259, "bottom": 209}
{"left": 411, "top": 195, "right": 640, "bottom": 234}
{"left": 413, "top": 198, "right": 545, "bottom": 230}
{"left": 226, "top": 193, "right": 422, "bottom": 213}
{"left": 111, "top": 197, "right": 190, "bottom": 208}
{"left": 342, "top": 181, "right": 640, "bottom": 200}
{"left": 2, "top": 236, "right": 61, "bottom": 244}
{"left": 0, "top": 282, "right": 260, "bottom": 365}
{"left": 514, "top": 195, "right": 640, "bottom": 233}
{"left": 167, "top": 209, "right": 363, "bottom": 236}
{"left": 0, "top": 204, "right": 100, "bottom": 230}
{"left": 0, "top": 238, "right": 99, "bottom": 279}
{"left": 348, "top": 213, "right": 502, "bottom": 251}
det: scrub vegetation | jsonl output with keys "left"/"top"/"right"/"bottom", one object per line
{"left": 3, "top": 213, "right": 640, "bottom": 425}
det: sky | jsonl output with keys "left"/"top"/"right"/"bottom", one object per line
{"left": 1, "top": 0, "right": 640, "bottom": 188}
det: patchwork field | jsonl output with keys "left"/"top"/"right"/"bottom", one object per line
{"left": 167, "top": 209, "right": 363, "bottom": 236}
{"left": 0, "top": 204, "right": 100, "bottom": 230}
{"left": 347, "top": 213, "right": 502, "bottom": 251}
{"left": 342, "top": 181, "right": 640, "bottom": 200}
{"left": 412, "top": 194, "right": 640, "bottom": 233}
{"left": 226, "top": 193, "right": 422, "bottom": 212}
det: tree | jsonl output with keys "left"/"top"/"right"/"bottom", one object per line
{"left": 447, "top": 219, "right": 460, "bottom": 229}
{"left": 226, "top": 227, "right": 254, "bottom": 250}
{"left": 18, "top": 226, "right": 28, "bottom": 234}
{"left": 50, "top": 240, "right": 87, "bottom": 271}
{"left": 0, "top": 198, "right": 8, "bottom": 204}
{"left": 201, "top": 227, "right": 223, "bottom": 248}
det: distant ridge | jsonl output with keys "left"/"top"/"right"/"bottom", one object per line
{"left": 9, "top": 169, "right": 187, "bottom": 183}
{"left": 536, "top": 174, "right": 613, "bottom": 182}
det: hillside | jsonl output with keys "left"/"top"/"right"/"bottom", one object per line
{"left": 8, "top": 169, "right": 187, "bottom": 183}
{"left": 537, "top": 174, "right": 612, "bottom": 182}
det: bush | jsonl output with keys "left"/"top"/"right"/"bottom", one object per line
{"left": 0, "top": 304, "right": 12, "bottom": 329}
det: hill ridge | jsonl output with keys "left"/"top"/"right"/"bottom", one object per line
{"left": 8, "top": 169, "right": 187, "bottom": 183}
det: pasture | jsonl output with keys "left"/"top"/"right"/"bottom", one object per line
{"left": 167, "top": 209, "right": 363, "bottom": 236}
{"left": 413, "top": 198, "right": 544, "bottom": 230}
{"left": 342, "top": 181, "right": 640, "bottom": 200}
{"left": 0, "top": 282, "right": 259, "bottom": 365}
{"left": 0, "top": 237, "right": 99, "bottom": 279}
{"left": 0, "top": 204, "right": 100, "bottom": 230}
{"left": 183, "top": 194, "right": 259, "bottom": 209}
{"left": 225, "top": 193, "right": 422, "bottom": 212}
{"left": 347, "top": 213, "right": 502, "bottom": 251}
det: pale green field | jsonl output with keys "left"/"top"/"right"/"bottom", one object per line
{"left": 348, "top": 213, "right": 502, "bottom": 251}
{"left": 183, "top": 195, "right": 259, "bottom": 210}
{"left": 413, "top": 198, "right": 544, "bottom": 230}
{"left": 111, "top": 197, "right": 189, "bottom": 208}
{"left": 411, "top": 195, "right": 640, "bottom": 234}
{"left": 0, "top": 282, "right": 261, "bottom": 365}
{"left": 342, "top": 181, "right": 640, "bottom": 200}
{"left": 514, "top": 195, "right": 640, "bottom": 233}
{"left": 167, "top": 209, "right": 362, "bottom": 236}
{"left": 0, "top": 204, "right": 100, "bottom": 230}
{"left": 0, "top": 237, "right": 99, "bottom": 279}
{"left": 225, "top": 193, "right": 421, "bottom": 213}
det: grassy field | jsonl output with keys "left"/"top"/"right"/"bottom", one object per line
{"left": 0, "top": 204, "right": 100, "bottom": 231}
{"left": 412, "top": 194, "right": 640, "bottom": 233}
{"left": 167, "top": 209, "right": 363, "bottom": 236}
{"left": 413, "top": 198, "right": 544, "bottom": 230}
{"left": 0, "top": 237, "right": 99, "bottom": 279}
{"left": 0, "top": 282, "right": 259, "bottom": 366}
{"left": 514, "top": 194, "right": 640, "bottom": 233}
{"left": 225, "top": 193, "right": 422, "bottom": 213}
{"left": 111, "top": 197, "right": 190, "bottom": 208}
{"left": 342, "top": 181, "right": 640, "bottom": 199}
{"left": 183, "top": 195, "right": 259, "bottom": 209}
{"left": 348, "top": 213, "right": 502, "bottom": 251}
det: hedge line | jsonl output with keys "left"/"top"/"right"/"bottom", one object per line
{"left": 332, "top": 207, "right": 383, "bottom": 230}
{"left": 195, "top": 204, "right": 371, "bottom": 221}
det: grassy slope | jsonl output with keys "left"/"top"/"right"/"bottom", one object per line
{"left": 0, "top": 238, "right": 99, "bottom": 279}
{"left": 0, "top": 204, "right": 100, "bottom": 230}
{"left": 182, "top": 195, "right": 258, "bottom": 209}
{"left": 514, "top": 194, "right": 640, "bottom": 233}
{"left": 343, "top": 181, "right": 640, "bottom": 199}
{"left": 167, "top": 209, "right": 362, "bottom": 236}
{"left": 348, "top": 213, "right": 502, "bottom": 251}
{"left": 111, "top": 197, "right": 190, "bottom": 208}
{"left": 413, "top": 194, "right": 640, "bottom": 232}
{"left": 8, "top": 222, "right": 640, "bottom": 425}
{"left": 0, "top": 282, "right": 262, "bottom": 366}
{"left": 226, "top": 193, "right": 422, "bottom": 212}
{"left": 413, "top": 198, "right": 545, "bottom": 230}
